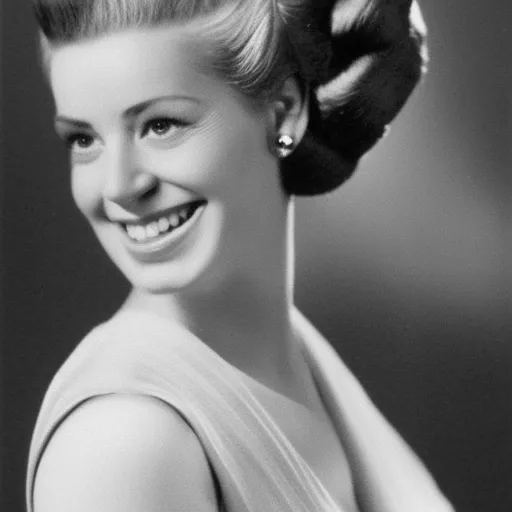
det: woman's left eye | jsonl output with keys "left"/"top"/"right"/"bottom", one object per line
{"left": 141, "top": 118, "right": 182, "bottom": 139}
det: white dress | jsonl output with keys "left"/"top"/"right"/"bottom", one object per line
{"left": 26, "top": 308, "right": 454, "bottom": 511}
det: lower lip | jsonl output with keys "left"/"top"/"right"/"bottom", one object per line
{"left": 120, "top": 203, "right": 206, "bottom": 263}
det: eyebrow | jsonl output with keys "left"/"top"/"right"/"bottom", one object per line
{"left": 54, "top": 95, "right": 202, "bottom": 129}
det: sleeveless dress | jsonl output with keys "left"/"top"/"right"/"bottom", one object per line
{"left": 26, "top": 308, "right": 454, "bottom": 512}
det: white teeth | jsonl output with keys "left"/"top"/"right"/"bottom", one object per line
{"left": 135, "top": 226, "right": 146, "bottom": 241}
{"left": 169, "top": 213, "right": 180, "bottom": 228}
{"left": 126, "top": 225, "right": 137, "bottom": 238}
{"left": 158, "top": 217, "right": 170, "bottom": 232}
{"left": 123, "top": 202, "right": 202, "bottom": 242}
{"left": 146, "top": 222, "right": 159, "bottom": 238}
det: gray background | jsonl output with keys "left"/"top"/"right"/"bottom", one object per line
{"left": 2, "top": 1, "right": 511, "bottom": 510}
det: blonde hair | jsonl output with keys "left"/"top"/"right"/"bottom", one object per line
{"left": 34, "top": 0, "right": 307, "bottom": 103}
{"left": 33, "top": 0, "right": 427, "bottom": 196}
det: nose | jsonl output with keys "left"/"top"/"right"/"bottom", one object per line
{"left": 102, "top": 143, "right": 158, "bottom": 207}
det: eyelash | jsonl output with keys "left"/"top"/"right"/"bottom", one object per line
{"left": 63, "top": 133, "right": 90, "bottom": 149}
{"left": 140, "top": 117, "right": 186, "bottom": 138}
{"left": 64, "top": 117, "right": 186, "bottom": 152}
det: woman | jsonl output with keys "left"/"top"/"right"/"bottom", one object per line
{"left": 26, "top": 0, "right": 453, "bottom": 511}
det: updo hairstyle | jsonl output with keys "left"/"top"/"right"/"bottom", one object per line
{"left": 33, "top": 0, "right": 427, "bottom": 196}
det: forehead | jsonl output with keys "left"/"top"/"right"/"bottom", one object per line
{"left": 49, "top": 26, "right": 219, "bottom": 116}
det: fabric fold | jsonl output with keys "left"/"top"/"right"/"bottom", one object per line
{"left": 27, "top": 308, "right": 453, "bottom": 512}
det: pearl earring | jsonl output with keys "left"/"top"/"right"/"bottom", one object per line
{"left": 276, "top": 134, "right": 295, "bottom": 158}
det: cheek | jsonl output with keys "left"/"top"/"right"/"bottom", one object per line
{"left": 70, "top": 166, "right": 102, "bottom": 219}
{"left": 156, "top": 115, "right": 273, "bottom": 197}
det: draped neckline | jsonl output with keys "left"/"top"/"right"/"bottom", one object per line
{"left": 117, "top": 306, "right": 356, "bottom": 511}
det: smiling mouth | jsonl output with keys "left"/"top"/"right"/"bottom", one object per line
{"left": 121, "top": 200, "right": 207, "bottom": 243}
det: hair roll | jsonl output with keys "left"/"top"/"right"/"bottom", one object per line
{"left": 281, "top": 0, "right": 428, "bottom": 195}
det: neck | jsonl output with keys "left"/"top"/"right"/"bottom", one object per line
{"left": 123, "top": 201, "right": 299, "bottom": 385}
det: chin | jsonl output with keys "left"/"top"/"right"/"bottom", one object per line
{"left": 124, "top": 260, "right": 214, "bottom": 296}
{"left": 94, "top": 211, "right": 226, "bottom": 297}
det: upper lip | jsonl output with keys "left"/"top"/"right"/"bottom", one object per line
{"left": 110, "top": 199, "right": 206, "bottom": 227}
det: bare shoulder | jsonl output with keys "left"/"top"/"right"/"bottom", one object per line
{"left": 34, "top": 394, "right": 219, "bottom": 512}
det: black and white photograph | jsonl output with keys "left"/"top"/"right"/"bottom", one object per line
{"left": 1, "top": 1, "right": 510, "bottom": 511}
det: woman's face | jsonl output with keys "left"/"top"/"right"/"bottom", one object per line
{"left": 50, "top": 26, "right": 288, "bottom": 295}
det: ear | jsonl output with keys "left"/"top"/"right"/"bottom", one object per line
{"left": 269, "top": 76, "right": 309, "bottom": 151}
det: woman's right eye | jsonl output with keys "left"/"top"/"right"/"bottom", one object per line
{"left": 65, "top": 133, "right": 99, "bottom": 153}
